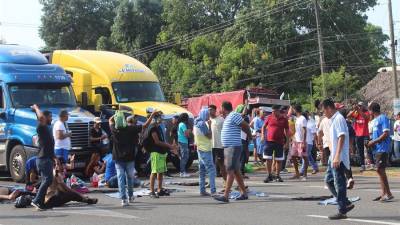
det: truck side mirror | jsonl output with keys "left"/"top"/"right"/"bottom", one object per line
{"left": 94, "top": 94, "right": 103, "bottom": 111}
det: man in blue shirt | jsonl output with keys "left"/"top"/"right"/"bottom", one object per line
{"left": 322, "top": 99, "right": 354, "bottom": 220}
{"left": 366, "top": 102, "right": 393, "bottom": 202}
{"left": 214, "top": 101, "right": 252, "bottom": 203}
{"left": 103, "top": 153, "right": 117, "bottom": 188}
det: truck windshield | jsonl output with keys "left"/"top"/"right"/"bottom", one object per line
{"left": 9, "top": 83, "right": 76, "bottom": 108}
{"left": 112, "top": 82, "right": 166, "bottom": 103}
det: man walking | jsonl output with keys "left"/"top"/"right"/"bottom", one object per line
{"left": 214, "top": 101, "right": 252, "bottom": 203}
{"left": 347, "top": 102, "right": 370, "bottom": 171}
{"left": 209, "top": 105, "right": 227, "bottom": 183}
{"left": 322, "top": 99, "right": 354, "bottom": 220}
{"left": 30, "top": 104, "right": 55, "bottom": 211}
{"left": 109, "top": 111, "right": 157, "bottom": 206}
{"left": 290, "top": 105, "right": 309, "bottom": 180}
{"left": 262, "top": 105, "right": 289, "bottom": 183}
{"left": 366, "top": 102, "right": 394, "bottom": 202}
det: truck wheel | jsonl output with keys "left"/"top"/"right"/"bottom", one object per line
{"left": 9, "top": 145, "right": 27, "bottom": 183}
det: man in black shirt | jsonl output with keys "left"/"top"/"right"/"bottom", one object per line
{"left": 109, "top": 111, "right": 158, "bottom": 207}
{"left": 30, "top": 104, "right": 55, "bottom": 211}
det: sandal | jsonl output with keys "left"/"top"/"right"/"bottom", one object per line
{"left": 373, "top": 196, "right": 382, "bottom": 201}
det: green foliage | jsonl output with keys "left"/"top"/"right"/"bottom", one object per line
{"left": 39, "top": 0, "right": 388, "bottom": 106}
{"left": 312, "top": 67, "right": 360, "bottom": 102}
{"left": 39, "top": 0, "right": 117, "bottom": 49}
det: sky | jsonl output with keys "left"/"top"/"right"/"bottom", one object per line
{"left": 0, "top": 0, "right": 399, "bottom": 50}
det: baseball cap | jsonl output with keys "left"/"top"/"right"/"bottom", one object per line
{"left": 335, "top": 103, "right": 345, "bottom": 110}
{"left": 93, "top": 117, "right": 102, "bottom": 123}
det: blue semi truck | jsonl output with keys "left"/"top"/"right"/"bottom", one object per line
{"left": 0, "top": 45, "right": 95, "bottom": 182}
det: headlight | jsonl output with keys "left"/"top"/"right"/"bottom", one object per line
{"left": 32, "top": 135, "right": 39, "bottom": 147}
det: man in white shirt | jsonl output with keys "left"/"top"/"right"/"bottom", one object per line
{"left": 53, "top": 110, "right": 72, "bottom": 162}
{"left": 209, "top": 105, "right": 226, "bottom": 182}
{"left": 322, "top": 99, "right": 354, "bottom": 220}
{"left": 290, "top": 105, "right": 308, "bottom": 180}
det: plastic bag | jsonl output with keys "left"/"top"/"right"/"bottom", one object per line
{"left": 114, "top": 110, "right": 127, "bottom": 129}
{"left": 244, "top": 163, "right": 254, "bottom": 173}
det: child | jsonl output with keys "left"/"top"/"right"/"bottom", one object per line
{"left": 194, "top": 108, "right": 216, "bottom": 196}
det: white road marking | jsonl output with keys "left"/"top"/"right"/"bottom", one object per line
{"left": 307, "top": 215, "right": 400, "bottom": 225}
{"left": 53, "top": 206, "right": 140, "bottom": 219}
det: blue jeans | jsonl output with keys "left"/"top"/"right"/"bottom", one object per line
{"left": 325, "top": 160, "right": 351, "bottom": 214}
{"left": 32, "top": 157, "right": 54, "bottom": 206}
{"left": 393, "top": 141, "right": 400, "bottom": 160}
{"left": 179, "top": 142, "right": 189, "bottom": 173}
{"left": 307, "top": 144, "right": 318, "bottom": 171}
{"left": 197, "top": 150, "right": 216, "bottom": 194}
{"left": 115, "top": 161, "right": 135, "bottom": 200}
{"left": 55, "top": 148, "right": 69, "bottom": 162}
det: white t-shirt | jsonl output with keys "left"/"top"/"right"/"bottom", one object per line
{"left": 394, "top": 120, "right": 400, "bottom": 141}
{"left": 53, "top": 120, "right": 71, "bottom": 150}
{"left": 294, "top": 115, "right": 307, "bottom": 142}
{"left": 319, "top": 117, "right": 332, "bottom": 148}
{"left": 210, "top": 116, "right": 224, "bottom": 149}
{"left": 306, "top": 119, "right": 317, "bottom": 145}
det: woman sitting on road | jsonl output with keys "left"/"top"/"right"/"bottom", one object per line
{"left": 44, "top": 158, "right": 98, "bottom": 208}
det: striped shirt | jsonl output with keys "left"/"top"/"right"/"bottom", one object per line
{"left": 221, "top": 111, "right": 244, "bottom": 147}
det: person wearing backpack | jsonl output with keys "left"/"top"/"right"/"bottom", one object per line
{"left": 109, "top": 110, "right": 158, "bottom": 206}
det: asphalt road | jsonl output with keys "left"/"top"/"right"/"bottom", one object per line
{"left": 0, "top": 170, "right": 399, "bottom": 225}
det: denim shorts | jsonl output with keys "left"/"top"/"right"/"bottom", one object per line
{"left": 224, "top": 146, "right": 242, "bottom": 171}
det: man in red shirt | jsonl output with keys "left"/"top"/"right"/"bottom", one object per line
{"left": 347, "top": 102, "right": 370, "bottom": 171}
{"left": 262, "top": 105, "right": 289, "bottom": 183}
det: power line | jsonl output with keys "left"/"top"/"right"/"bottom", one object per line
{"left": 132, "top": 0, "right": 310, "bottom": 55}
{"left": 133, "top": 0, "right": 312, "bottom": 56}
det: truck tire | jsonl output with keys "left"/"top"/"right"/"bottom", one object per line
{"left": 9, "top": 145, "right": 27, "bottom": 183}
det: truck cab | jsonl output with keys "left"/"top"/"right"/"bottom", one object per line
{"left": 48, "top": 50, "right": 194, "bottom": 174}
{"left": 0, "top": 45, "right": 94, "bottom": 182}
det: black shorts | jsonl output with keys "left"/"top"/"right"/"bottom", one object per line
{"left": 212, "top": 148, "right": 224, "bottom": 161}
{"left": 375, "top": 152, "right": 388, "bottom": 169}
{"left": 263, "top": 142, "right": 284, "bottom": 160}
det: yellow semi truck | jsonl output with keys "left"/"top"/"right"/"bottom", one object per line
{"left": 47, "top": 50, "right": 195, "bottom": 174}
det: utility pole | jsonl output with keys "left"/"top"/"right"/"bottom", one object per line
{"left": 388, "top": 0, "right": 399, "bottom": 98}
{"left": 314, "top": 0, "right": 326, "bottom": 98}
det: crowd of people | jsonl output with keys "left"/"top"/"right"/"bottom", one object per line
{"left": 0, "top": 98, "right": 396, "bottom": 221}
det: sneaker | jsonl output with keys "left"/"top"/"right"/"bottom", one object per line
{"left": 128, "top": 197, "right": 134, "bottom": 203}
{"left": 181, "top": 172, "right": 191, "bottom": 178}
{"left": 346, "top": 203, "right": 355, "bottom": 214}
{"left": 121, "top": 199, "right": 129, "bottom": 207}
{"left": 200, "top": 192, "right": 211, "bottom": 197}
{"left": 328, "top": 213, "right": 347, "bottom": 220}
{"left": 213, "top": 195, "right": 229, "bottom": 203}
{"left": 380, "top": 195, "right": 394, "bottom": 203}
{"left": 150, "top": 192, "right": 159, "bottom": 198}
{"left": 275, "top": 176, "right": 284, "bottom": 182}
{"left": 347, "top": 178, "right": 355, "bottom": 190}
{"left": 31, "top": 201, "right": 46, "bottom": 211}
{"left": 311, "top": 170, "right": 318, "bottom": 175}
{"left": 289, "top": 175, "right": 300, "bottom": 180}
{"left": 300, "top": 176, "right": 307, "bottom": 181}
{"left": 157, "top": 189, "right": 170, "bottom": 196}
{"left": 236, "top": 195, "right": 248, "bottom": 201}
{"left": 281, "top": 168, "right": 289, "bottom": 174}
{"left": 373, "top": 196, "right": 382, "bottom": 201}
{"left": 360, "top": 165, "right": 366, "bottom": 172}
{"left": 263, "top": 174, "right": 274, "bottom": 183}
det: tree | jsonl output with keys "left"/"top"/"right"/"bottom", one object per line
{"left": 39, "top": 0, "right": 117, "bottom": 50}
{"left": 312, "top": 67, "right": 360, "bottom": 102}
{"left": 107, "top": 0, "right": 163, "bottom": 62}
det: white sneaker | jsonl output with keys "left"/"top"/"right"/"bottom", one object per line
{"left": 121, "top": 199, "right": 129, "bottom": 207}
{"left": 128, "top": 197, "right": 134, "bottom": 203}
{"left": 301, "top": 176, "right": 307, "bottom": 181}
{"left": 183, "top": 172, "right": 191, "bottom": 178}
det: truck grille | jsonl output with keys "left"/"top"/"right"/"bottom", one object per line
{"left": 68, "top": 122, "right": 93, "bottom": 149}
